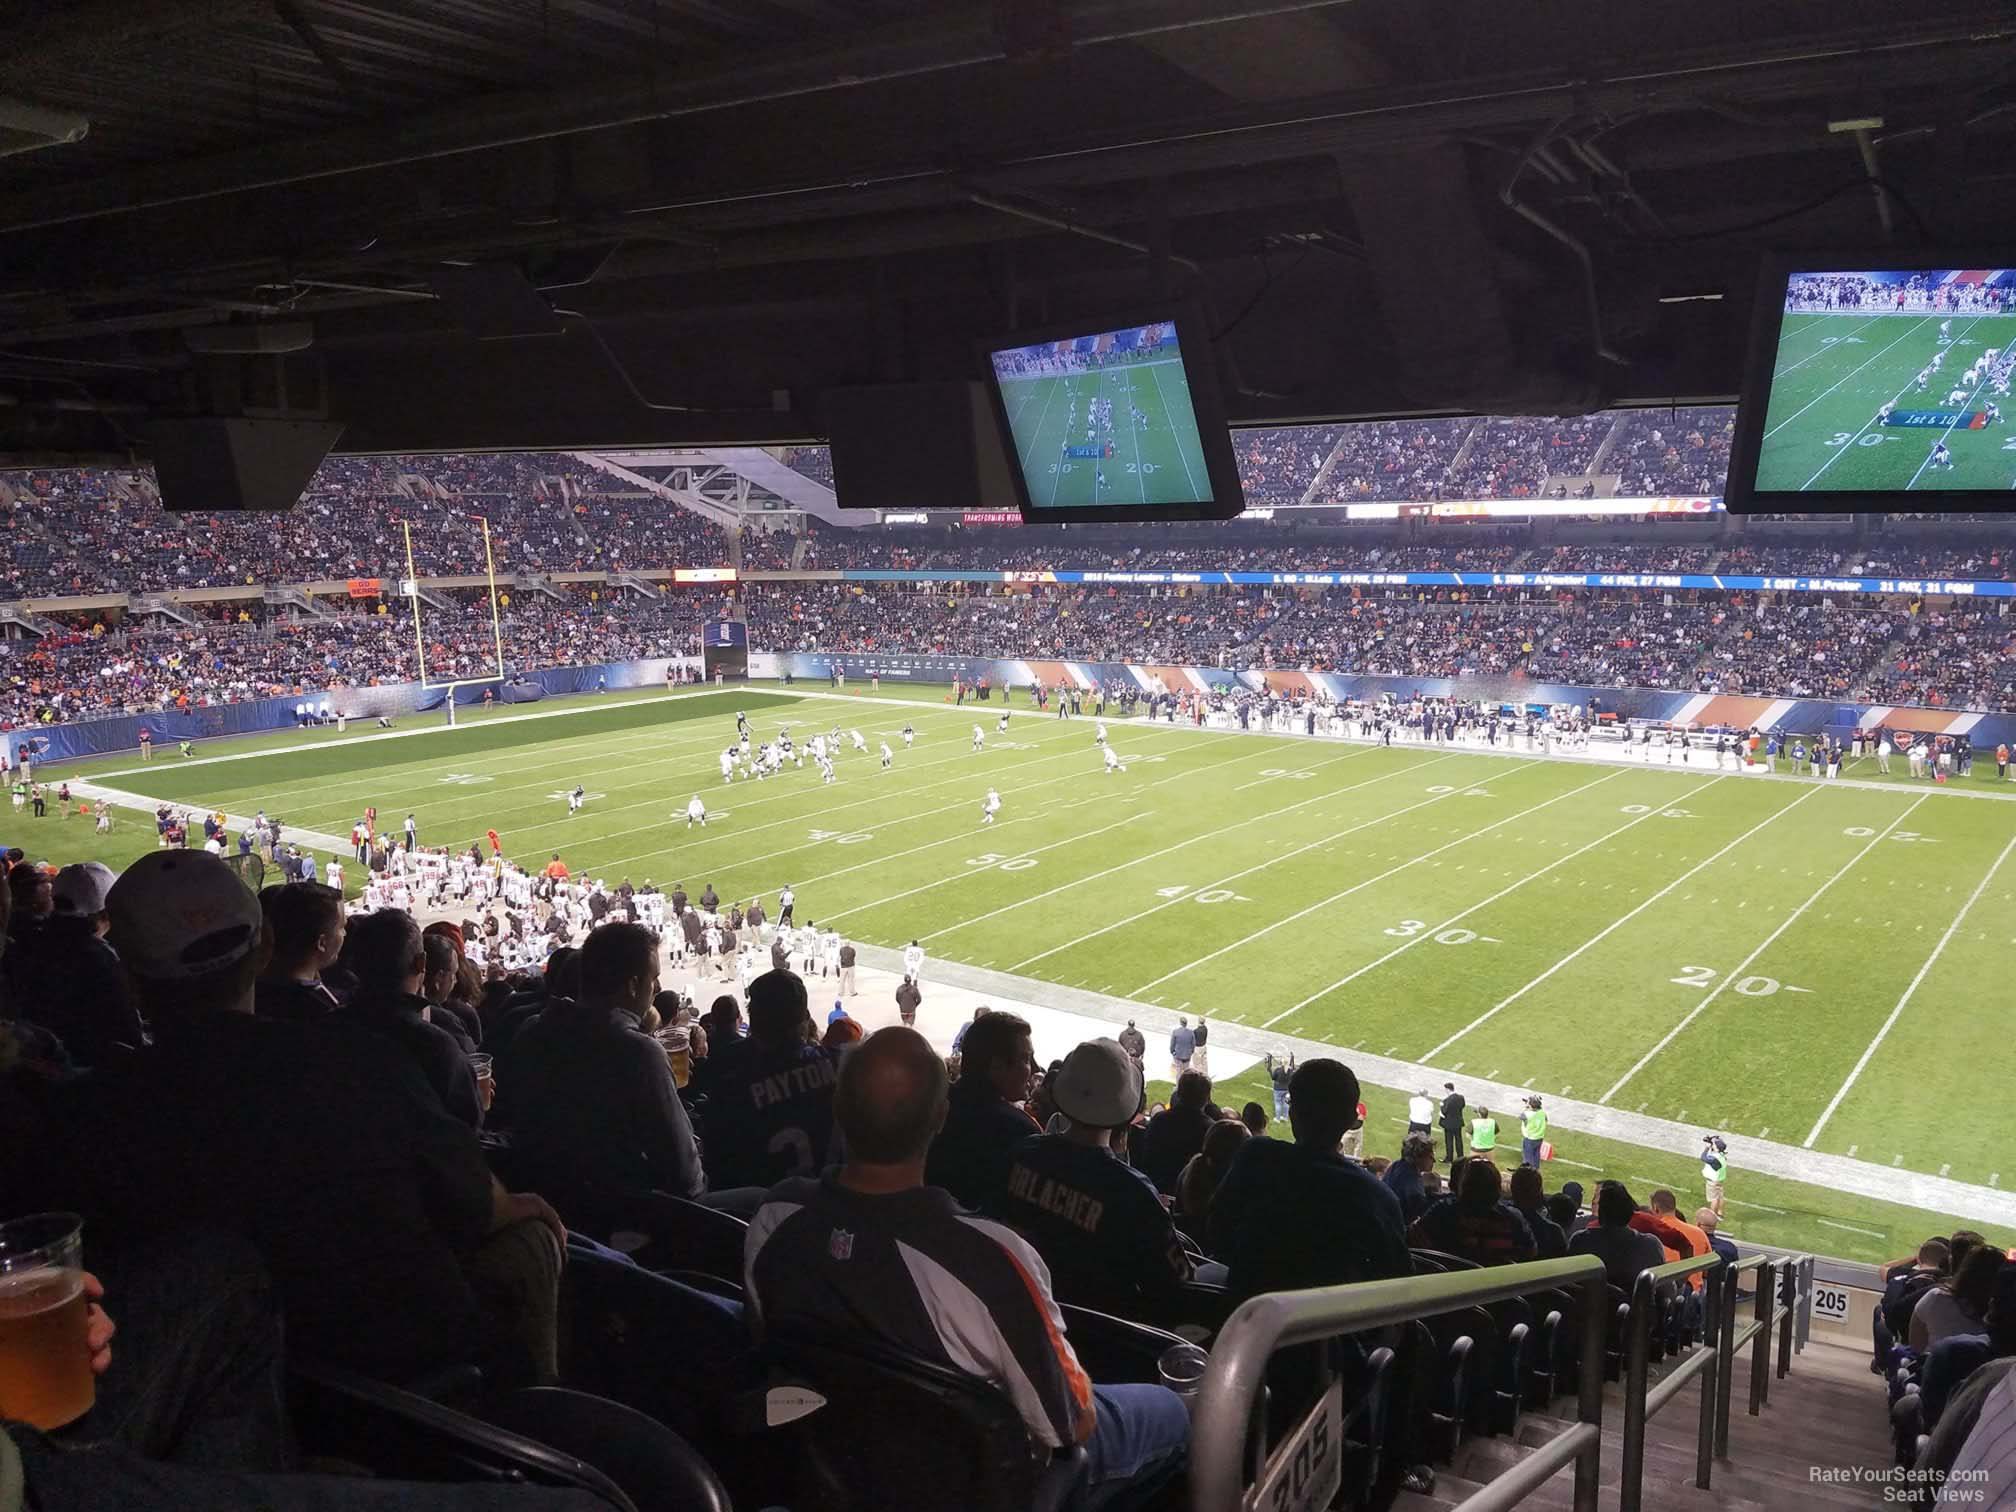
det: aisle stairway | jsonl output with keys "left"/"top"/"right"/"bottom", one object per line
{"left": 1395, "top": 1339, "right": 1889, "bottom": 1512}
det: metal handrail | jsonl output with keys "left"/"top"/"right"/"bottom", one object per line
{"left": 1715, "top": 1253, "right": 1769, "bottom": 1458}
{"left": 1189, "top": 1256, "right": 1610, "bottom": 1512}
{"left": 1618, "top": 1251, "right": 1724, "bottom": 1512}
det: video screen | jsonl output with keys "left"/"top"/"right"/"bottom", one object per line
{"left": 986, "top": 319, "right": 1217, "bottom": 510}
{"left": 1749, "top": 269, "right": 2014, "bottom": 495}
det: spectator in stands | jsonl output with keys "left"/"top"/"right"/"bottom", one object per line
{"left": 1510, "top": 1164, "right": 1567, "bottom": 1260}
{"left": 497, "top": 921, "right": 714, "bottom": 1203}
{"left": 254, "top": 881, "right": 346, "bottom": 1022}
{"left": 1567, "top": 1182, "right": 1668, "bottom": 1289}
{"left": 1132, "top": 1070, "right": 1216, "bottom": 1196}
{"left": 1919, "top": 1263, "right": 2016, "bottom": 1434}
{"left": 1633, "top": 1188, "right": 1712, "bottom": 1301}
{"left": 1, "top": 861, "right": 142, "bottom": 1065}
{"left": 1694, "top": 1207, "right": 1738, "bottom": 1271}
{"left": 698, "top": 968, "right": 838, "bottom": 1190}
{"left": 745, "top": 1026, "right": 1190, "bottom": 1510}
{"left": 1410, "top": 1159, "right": 1536, "bottom": 1265}
{"left": 992, "top": 1038, "right": 1217, "bottom": 1317}
{"left": 1179, "top": 1117, "right": 1253, "bottom": 1230}
{"left": 1383, "top": 1132, "right": 1437, "bottom": 1225}
{"left": 1208, "top": 1059, "right": 1407, "bottom": 1299}
{"left": 923, "top": 1008, "right": 1039, "bottom": 1209}
{"left": 1206, "top": 1059, "right": 1431, "bottom": 1495}
{"left": 1914, "top": 1246, "right": 2009, "bottom": 1354}
{"left": 1895, "top": 1235, "right": 1985, "bottom": 1361}
{"left": 49, "top": 850, "right": 564, "bottom": 1387}
{"left": 1880, "top": 1238, "right": 1954, "bottom": 1370}
{"left": 342, "top": 909, "right": 484, "bottom": 1129}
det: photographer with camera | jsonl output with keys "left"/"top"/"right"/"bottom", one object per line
{"left": 1701, "top": 1134, "right": 1729, "bottom": 1219}
{"left": 1519, "top": 1095, "right": 1549, "bottom": 1167}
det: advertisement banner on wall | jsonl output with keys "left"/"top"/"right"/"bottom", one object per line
{"left": 673, "top": 567, "right": 739, "bottom": 583}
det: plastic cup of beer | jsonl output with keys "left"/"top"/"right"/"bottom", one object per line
{"left": 469, "top": 1053, "right": 496, "bottom": 1111}
{"left": 0, "top": 1212, "right": 94, "bottom": 1430}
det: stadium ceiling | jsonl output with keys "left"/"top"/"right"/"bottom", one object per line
{"left": 2, "top": 0, "right": 2015, "bottom": 466}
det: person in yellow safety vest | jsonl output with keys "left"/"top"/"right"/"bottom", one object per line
{"left": 1520, "top": 1097, "right": 1549, "bottom": 1166}
{"left": 1471, "top": 1106, "right": 1498, "bottom": 1155}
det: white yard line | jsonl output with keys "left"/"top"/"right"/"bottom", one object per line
{"left": 1129, "top": 765, "right": 1621, "bottom": 998}
{"left": 1904, "top": 327, "right": 2001, "bottom": 492}
{"left": 1816, "top": 1219, "right": 1887, "bottom": 1240}
{"left": 1772, "top": 315, "right": 1882, "bottom": 377}
{"left": 278, "top": 708, "right": 963, "bottom": 839}
{"left": 1599, "top": 794, "right": 1929, "bottom": 1105}
{"left": 1261, "top": 775, "right": 1724, "bottom": 1028}
{"left": 487, "top": 709, "right": 1098, "bottom": 850}
{"left": 964, "top": 752, "right": 1475, "bottom": 955}
{"left": 820, "top": 814, "right": 1149, "bottom": 924}
{"left": 1761, "top": 316, "right": 1932, "bottom": 441}
{"left": 1803, "top": 829, "right": 2016, "bottom": 1148}
{"left": 1148, "top": 360, "right": 1202, "bottom": 496}
{"left": 596, "top": 728, "right": 1264, "bottom": 885}
{"left": 1798, "top": 316, "right": 1986, "bottom": 492}
{"left": 1419, "top": 783, "right": 1824, "bottom": 1062}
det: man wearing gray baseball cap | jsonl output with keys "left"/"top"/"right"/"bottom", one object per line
{"left": 48, "top": 850, "right": 567, "bottom": 1389}
{"left": 990, "top": 1037, "right": 1223, "bottom": 1320}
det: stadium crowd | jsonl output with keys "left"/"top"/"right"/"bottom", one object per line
{"left": 7, "top": 578, "right": 2012, "bottom": 726}
{"left": 3, "top": 826, "right": 1839, "bottom": 1510}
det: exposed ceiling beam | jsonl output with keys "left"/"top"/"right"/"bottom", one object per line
{"left": 0, "top": 0, "right": 1366, "bottom": 235}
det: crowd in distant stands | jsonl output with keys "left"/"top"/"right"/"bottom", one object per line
{"left": 0, "top": 592, "right": 701, "bottom": 728}
{"left": 1, "top": 454, "right": 735, "bottom": 598}
{"left": 5, "top": 576, "right": 2011, "bottom": 723}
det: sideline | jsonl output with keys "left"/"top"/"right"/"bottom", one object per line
{"left": 852, "top": 947, "right": 2016, "bottom": 1233}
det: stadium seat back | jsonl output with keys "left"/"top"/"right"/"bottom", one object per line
{"left": 287, "top": 1358, "right": 636, "bottom": 1511}
{"left": 763, "top": 1322, "right": 1085, "bottom": 1512}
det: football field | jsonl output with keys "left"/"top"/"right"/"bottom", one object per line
{"left": 61, "top": 685, "right": 2016, "bottom": 1253}
{"left": 996, "top": 358, "right": 1212, "bottom": 507}
{"left": 1754, "top": 310, "right": 2016, "bottom": 492}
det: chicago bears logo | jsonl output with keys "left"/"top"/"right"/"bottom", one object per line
{"left": 828, "top": 1228, "right": 854, "bottom": 1261}
{"left": 1892, "top": 730, "right": 1914, "bottom": 750}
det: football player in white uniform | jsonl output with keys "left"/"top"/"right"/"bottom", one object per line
{"left": 972, "top": 723, "right": 985, "bottom": 751}
{"left": 880, "top": 742, "right": 894, "bottom": 770}
{"left": 1103, "top": 744, "right": 1125, "bottom": 775}
{"left": 903, "top": 939, "right": 925, "bottom": 982}
{"left": 981, "top": 788, "right": 1001, "bottom": 825}
{"left": 686, "top": 795, "right": 708, "bottom": 827}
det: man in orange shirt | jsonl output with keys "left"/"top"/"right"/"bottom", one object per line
{"left": 1998, "top": 743, "right": 2010, "bottom": 780}
{"left": 486, "top": 828, "right": 502, "bottom": 858}
{"left": 1629, "top": 1188, "right": 1713, "bottom": 1327}
{"left": 544, "top": 854, "right": 569, "bottom": 881}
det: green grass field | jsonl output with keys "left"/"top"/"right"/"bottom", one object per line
{"left": 997, "top": 356, "right": 1212, "bottom": 508}
{"left": 1754, "top": 309, "right": 2016, "bottom": 493}
{"left": 25, "top": 682, "right": 2016, "bottom": 1263}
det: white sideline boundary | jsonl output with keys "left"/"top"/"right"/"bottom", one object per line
{"left": 850, "top": 946, "right": 2016, "bottom": 1234}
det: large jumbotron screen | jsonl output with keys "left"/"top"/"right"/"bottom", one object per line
{"left": 1729, "top": 263, "right": 2015, "bottom": 509}
{"left": 983, "top": 312, "right": 1245, "bottom": 522}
